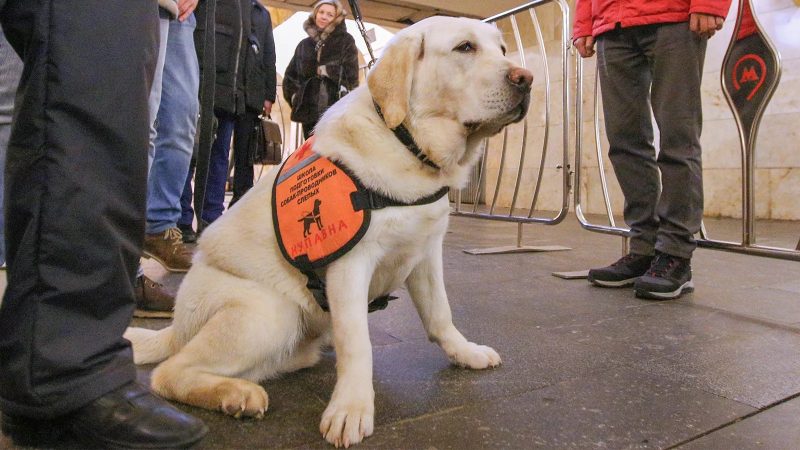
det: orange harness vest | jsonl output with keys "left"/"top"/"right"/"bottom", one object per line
{"left": 272, "top": 136, "right": 448, "bottom": 312}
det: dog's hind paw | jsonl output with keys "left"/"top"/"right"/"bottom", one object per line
{"left": 319, "top": 397, "right": 374, "bottom": 447}
{"left": 449, "top": 342, "right": 502, "bottom": 369}
{"left": 216, "top": 381, "right": 270, "bottom": 419}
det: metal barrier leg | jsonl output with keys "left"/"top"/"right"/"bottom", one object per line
{"left": 463, "top": 223, "right": 571, "bottom": 255}
{"left": 551, "top": 235, "right": 628, "bottom": 279}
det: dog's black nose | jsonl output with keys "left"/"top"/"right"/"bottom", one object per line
{"left": 507, "top": 67, "right": 533, "bottom": 91}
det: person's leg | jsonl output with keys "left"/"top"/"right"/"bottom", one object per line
{"left": 176, "top": 156, "right": 199, "bottom": 242}
{"left": 134, "top": 11, "right": 170, "bottom": 308}
{"left": 0, "top": 123, "right": 8, "bottom": 267}
{"left": 0, "top": 0, "right": 153, "bottom": 415}
{"left": 202, "top": 112, "right": 235, "bottom": 223}
{"left": 631, "top": 22, "right": 706, "bottom": 300}
{"left": 0, "top": 27, "right": 23, "bottom": 267}
{"left": 179, "top": 157, "right": 196, "bottom": 228}
{"left": 647, "top": 22, "right": 706, "bottom": 259}
{"left": 146, "top": 14, "right": 170, "bottom": 170}
{"left": 141, "top": 13, "right": 200, "bottom": 271}
{"left": 146, "top": 13, "right": 199, "bottom": 234}
{"left": 231, "top": 111, "right": 258, "bottom": 206}
{"left": 302, "top": 119, "right": 317, "bottom": 140}
{"left": 0, "top": 2, "right": 206, "bottom": 446}
{"left": 596, "top": 27, "right": 661, "bottom": 257}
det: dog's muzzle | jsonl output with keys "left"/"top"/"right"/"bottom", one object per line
{"left": 464, "top": 66, "right": 534, "bottom": 133}
{"left": 508, "top": 66, "right": 533, "bottom": 124}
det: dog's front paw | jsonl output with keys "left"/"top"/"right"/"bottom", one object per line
{"left": 449, "top": 342, "right": 501, "bottom": 369}
{"left": 319, "top": 392, "right": 374, "bottom": 448}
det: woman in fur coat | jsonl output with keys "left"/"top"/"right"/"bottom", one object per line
{"left": 283, "top": 0, "right": 359, "bottom": 138}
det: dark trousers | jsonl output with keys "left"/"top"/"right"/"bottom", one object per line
{"left": 231, "top": 110, "right": 259, "bottom": 205}
{"left": 596, "top": 22, "right": 706, "bottom": 259}
{"left": 179, "top": 110, "right": 235, "bottom": 226}
{"left": 302, "top": 119, "right": 318, "bottom": 140}
{"left": 179, "top": 109, "right": 259, "bottom": 225}
{"left": 0, "top": 0, "right": 158, "bottom": 418}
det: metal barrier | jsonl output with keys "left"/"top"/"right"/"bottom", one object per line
{"left": 273, "top": 1, "right": 798, "bottom": 264}
{"left": 450, "top": 0, "right": 573, "bottom": 255}
{"left": 573, "top": 0, "right": 800, "bottom": 262}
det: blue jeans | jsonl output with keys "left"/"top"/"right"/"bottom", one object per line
{"left": 0, "top": 123, "right": 9, "bottom": 266}
{"left": 146, "top": 14, "right": 199, "bottom": 234}
{"left": 0, "top": 29, "right": 24, "bottom": 266}
{"left": 180, "top": 112, "right": 234, "bottom": 226}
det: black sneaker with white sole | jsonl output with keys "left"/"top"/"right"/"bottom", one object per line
{"left": 634, "top": 252, "right": 694, "bottom": 300}
{"left": 588, "top": 253, "right": 654, "bottom": 287}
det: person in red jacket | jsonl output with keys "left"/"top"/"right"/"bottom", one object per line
{"left": 573, "top": 0, "right": 731, "bottom": 300}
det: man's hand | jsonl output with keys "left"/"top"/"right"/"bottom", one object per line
{"left": 263, "top": 100, "right": 273, "bottom": 116}
{"left": 574, "top": 36, "right": 595, "bottom": 58}
{"left": 690, "top": 13, "right": 724, "bottom": 39}
{"left": 178, "top": 0, "right": 198, "bottom": 22}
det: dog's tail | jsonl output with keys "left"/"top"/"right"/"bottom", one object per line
{"left": 124, "top": 326, "right": 178, "bottom": 365}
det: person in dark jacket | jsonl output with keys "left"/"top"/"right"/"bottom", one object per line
{"left": 573, "top": 0, "right": 730, "bottom": 299}
{"left": 0, "top": 0, "right": 207, "bottom": 447}
{"left": 231, "top": 0, "right": 278, "bottom": 205}
{"left": 283, "top": 0, "right": 359, "bottom": 139}
{"left": 178, "top": 0, "right": 278, "bottom": 237}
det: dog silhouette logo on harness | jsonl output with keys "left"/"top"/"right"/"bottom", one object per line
{"left": 299, "top": 199, "right": 323, "bottom": 237}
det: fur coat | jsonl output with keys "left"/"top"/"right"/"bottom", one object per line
{"left": 282, "top": 14, "right": 359, "bottom": 125}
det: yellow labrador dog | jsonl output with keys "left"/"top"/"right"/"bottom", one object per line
{"left": 126, "top": 16, "right": 532, "bottom": 447}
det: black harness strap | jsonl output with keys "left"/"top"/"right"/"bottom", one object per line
{"left": 350, "top": 186, "right": 450, "bottom": 212}
{"left": 373, "top": 101, "right": 441, "bottom": 170}
{"left": 296, "top": 261, "right": 397, "bottom": 313}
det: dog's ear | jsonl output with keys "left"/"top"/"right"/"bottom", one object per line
{"left": 367, "top": 31, "right": 424, "bottom": 129}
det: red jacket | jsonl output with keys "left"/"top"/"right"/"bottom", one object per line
{"left": 573, "top": 0, "right": 732, "bottom": 39}
{"left": 736, "top": 1, "right": 757, "bottom": 40}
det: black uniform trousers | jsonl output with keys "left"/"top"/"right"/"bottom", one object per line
{"left": 0, "top": 0, "right": 159, "bottom": 418}
{"left": 231, "top": 110, "right": 260, "bottom": 205}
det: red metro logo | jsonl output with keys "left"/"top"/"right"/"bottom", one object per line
{"left": 732, "top": 54, "right": 767, "bottom": 101}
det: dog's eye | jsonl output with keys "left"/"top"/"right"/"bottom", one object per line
{"left": 501, "top": 45, "right": 507, "bottom": 56}
{"left": 453, "top": 41, "right": 477, "bottom": 53}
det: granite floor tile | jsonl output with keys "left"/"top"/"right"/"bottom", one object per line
{"left": 679, "top": 395, "right": 800, "bottom": 449}
{"left": 637, "top": 328, "right": 800, "bottom": 408}
{"left": 339, "top": 365, "right": 755, "bottom": 450}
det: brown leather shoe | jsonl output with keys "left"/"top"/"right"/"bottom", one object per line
{"left": 143, "top": 227, "right": 193, "bottom": 272}
{"left": 133, "top": 275, "right": 174, "bottom": 318}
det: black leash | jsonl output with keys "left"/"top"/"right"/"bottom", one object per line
{"left": 346, "top": 0, "right": 376, "bottom": 68}
{"left": 193, "top": 0, "right": 219, "bottom": 233}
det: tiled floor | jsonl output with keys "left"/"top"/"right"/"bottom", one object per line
{"left": 1, "top": 213, "right": 799, "bottom": 449}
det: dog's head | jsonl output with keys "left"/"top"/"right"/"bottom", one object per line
{"left": 368, "top": 16, "right": 533, "bottom": 141}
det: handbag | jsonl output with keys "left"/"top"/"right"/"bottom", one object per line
{"left": 250, "top": 115, "right": 283, "bottom": 165}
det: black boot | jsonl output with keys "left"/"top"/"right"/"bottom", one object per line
{"left": 177, "top": 223, "right": 197, "bottom": 244}
{"left": 2, "top": 382, "right": 207, "bottom": 449}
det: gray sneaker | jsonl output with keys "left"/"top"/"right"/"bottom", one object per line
{"left": 588, "top": 253, "right": 654, "bottom": 288}
{"left": 634, "top": 252, "right": 693, "bottom": 300}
